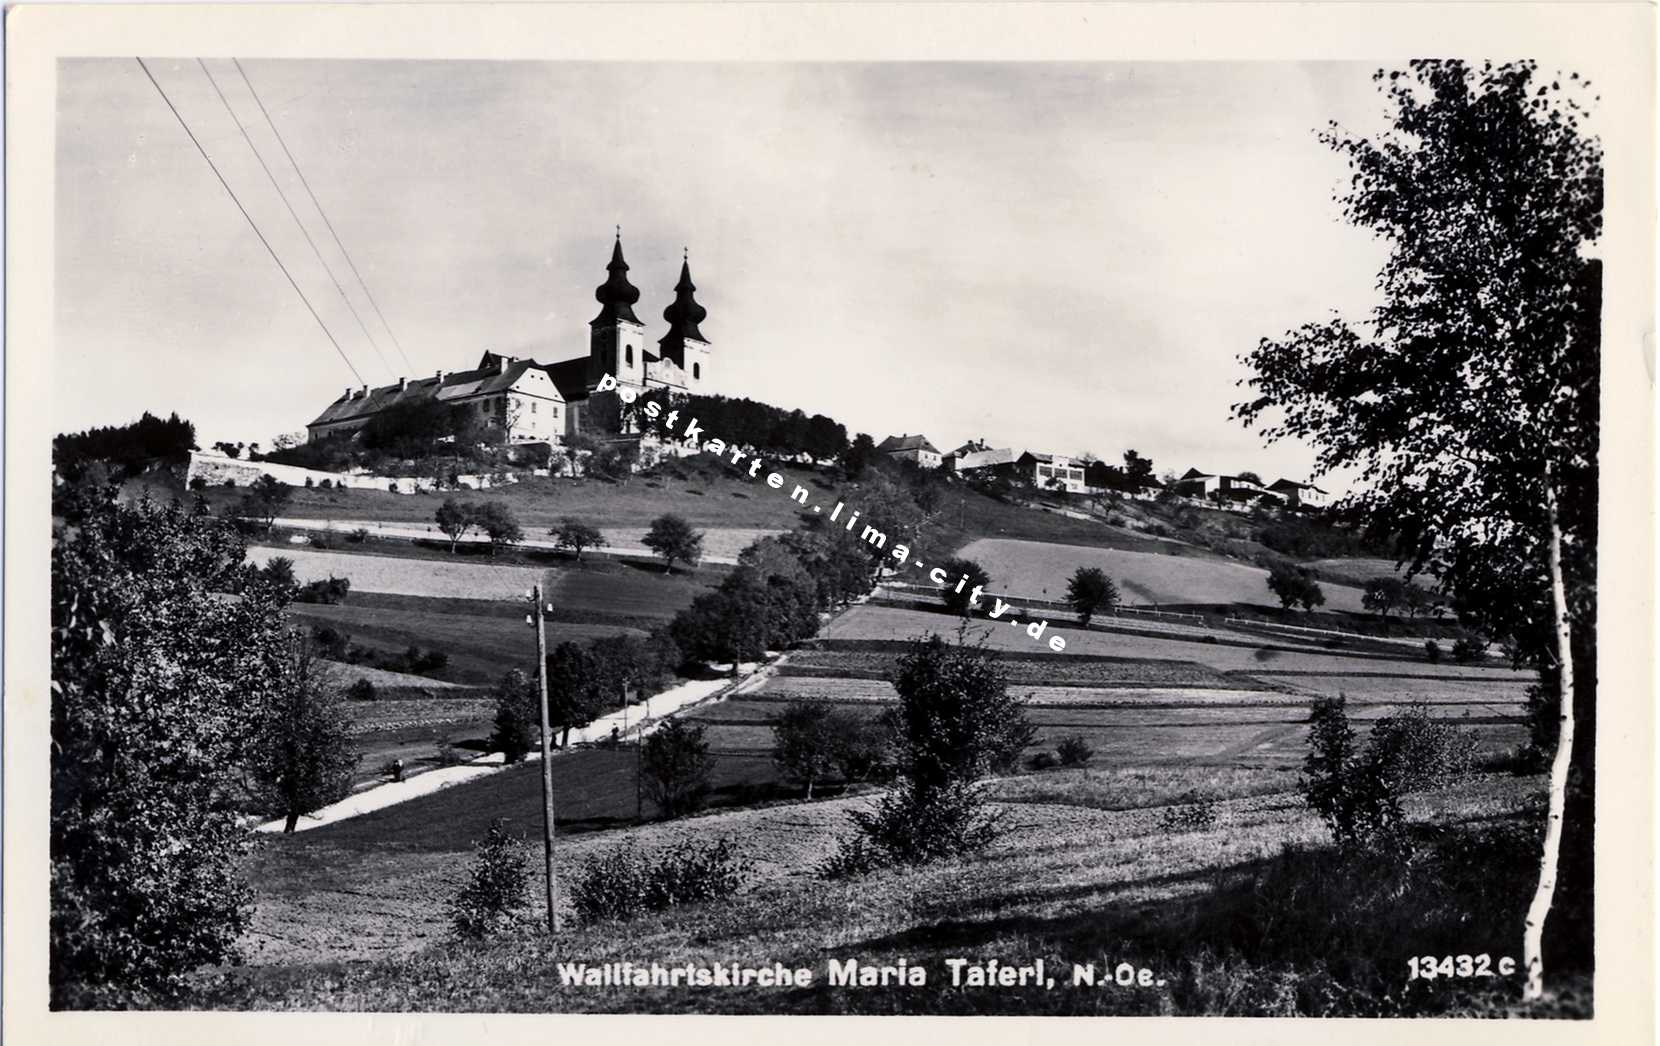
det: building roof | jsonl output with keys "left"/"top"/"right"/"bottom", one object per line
{"left": 307, "top": 354, "right": 560, "bottom": 429}
{"left": 544, "top": 357, "right": 591, "bottom": 402}
{"left": 951, "top": 447, "right": 1017, "bottom": 471}
{"left": 1180, "top": 467, "right": 1213, "bottom": 480}
{"left": 949, "top": 439, "right": 991, "bottom": 457}
{"left": 591, "top": 235, "right": 643, "bottom": 327}
{"left": 877, "top": 434, "right": 940, "bottom": 455}
{"left": 659, "top": 256, "right": 709, "bottom": 351}
{"left": 1268, "top": 478, "right": 1325, "bottom": 493}
{"left": 1020, "top": 451, "right": 1082, "bottom": 466}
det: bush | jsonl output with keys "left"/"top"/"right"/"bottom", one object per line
{"left": 939, "top": 557, "right": 991, "bottom": 616}
{"left": 345, "top": 678, "right": 376, "bottom": 702}
{"left": 569, "top": 837, "right": 748, "bottom": 923}
{"left": 1367, "top": 706, "right": 1480, "bottom": 793}
{"left": 221, "top": 477, "right": 236, "bottom": 488}
{"left": 1055, "top": 734, "right": 1095, "bottom": 766}
{"left": 1027, "top": 750, "right": 1058, "bottom": 771}
{"left": 309, "top": 532, "right": 332, "bottom": 549}
{"left": 435, "top": 739, "right": 464, "bottom": 767}
{"left": 1451, "top": 635, "right": 1487, "bottom": 663}
{"left": 1159, "top": 797, "right": 1220, "bottom": 832}
{"left": 816, "top": 832, "right": 891, "bottom": 881}
{"left": 1265, "top": 559, "right": 1326, "bottom": 613}
{"left": 1423, "top": 639, "right": 1443, "bottom": 663}
{"left": 188, "top": 475, "right": 208, "bottom": 491}
{"left": 1301, "top": 696, "right": 1402, "bottom": 846}
{"left": 449, "top": 821, "right": 529, "bottom": 940}
{"left": 348, "top": 527, "right": 370, "bottom": 544}
{"left": 318, "top": 478, "right": 333, "bottom": 490}
{"left": 294, "top": 575, "right": 350, "bottom": 605}
{"left": 845, "top": 780, "right": 998, "bottom": 866}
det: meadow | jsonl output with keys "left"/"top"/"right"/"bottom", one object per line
{"left": 955, "top": 536, "right": 1371, "bottom": 612}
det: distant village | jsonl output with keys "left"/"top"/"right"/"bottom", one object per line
{"left": 877, "top": 434, "right": 1328, "bottom": 511}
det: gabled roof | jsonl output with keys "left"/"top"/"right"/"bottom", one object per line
{"left": 951, "top": 447, "right": 1017, "bottom": 471}
{"left": 544, "top": 358, "right": 591, "bottom": 402}
{"left": 307, "top": 357, "right": 563, "bottom": 429}
{"left": 1268, "top": 478, "right": 1325, "bottom": 492}
{"left": 1180, "top": 467, "right": 1213, "bottom": 480}
{"left": 877, "top": 434, "right": 940, "bottom": 454}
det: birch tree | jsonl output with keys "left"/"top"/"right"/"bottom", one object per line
{"left": 1234, "top": 60, "right": 1601, "bottom": 1000}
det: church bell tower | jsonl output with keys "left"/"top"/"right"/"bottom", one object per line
{"left": 589, "top": 232, "right": 646, "bottom": 391}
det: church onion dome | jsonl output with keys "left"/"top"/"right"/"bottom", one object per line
{"left": 660, "top": 257, "right": 708, "bottom": 344}
{"left": 592, "top": 235, "right": 642, "bottom": 326}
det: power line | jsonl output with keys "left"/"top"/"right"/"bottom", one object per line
{"left": 233, "top": 58, "right": 418, "bottom": 376}
{"left": 197, "top": 59, "right": 395, "bottom": 382}
{"left": 134, "top": 57, "right": 365, "bottom": 385}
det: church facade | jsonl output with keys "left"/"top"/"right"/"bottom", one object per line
{"left": 305, "top": 235, "right": 711, "bottom": 446}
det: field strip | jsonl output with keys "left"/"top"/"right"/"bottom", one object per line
{"left": 253, "top": 669, "right": 755, "bottom": 834}
{"left": 266, "top": 517, "right": 747, "bottom": 564}
{"left": 248, "top": 544, "right": 547, "bottom": 599}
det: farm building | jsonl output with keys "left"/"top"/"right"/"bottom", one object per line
{"left": 1173, "top": 468, "right": 1284, "bottom": 507}
{"left": 1018, "top": 451, "right": 1089, "bottom": 494}
{"left": 1267, "top": 478, "right": 1330, "bottom": 508}
{"left": 878, "top": 434, "right": 943, "bottom": 468}
{"left": 305, "top": 234, "right": 713, "bottom": 447}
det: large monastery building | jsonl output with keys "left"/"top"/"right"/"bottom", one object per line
{"left": 306, "top": 234, "right": 711, "bottom": 446}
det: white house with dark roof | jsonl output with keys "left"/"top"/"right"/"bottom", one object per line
{"left": 1018, "top": 451, "right": 1088, "bottom": 493}
{"left": 877, "top": 434, "right": 943, "bottom": 469}
{"left": 1267, "top": 478, "right": 1330, "bottom": 508}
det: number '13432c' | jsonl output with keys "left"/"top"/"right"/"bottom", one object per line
{"left": 1407, "top": 954, "right": 1516, "bottom": 980}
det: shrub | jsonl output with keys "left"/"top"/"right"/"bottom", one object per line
{"left": 348, "top": 527, "right": 370, "bottom": 544}
{"left": 303, "top": 477, "right": 314, "bottom": 488}
{"left": 188, "top": 475, "right": 208, "bottom": 491}
{"left": 1451, "top": 635, "right": 1487, "bottom": 663}
{"left": 1423, "top": 639, "right": 1443, "bottom": 663}
{"left": 1160, "top": 796, "right": 1220, "bottom": 832}
{"left": 434, "top": 739, "right": 464, "bottom": 767}
{"left": 640, "top": 719, "right": 714, "bottom": 817}
{"left": 308, "top": 532, "right": 331, "bottom": 549}
{"left": 1266, "top": 559, "right": 1326, "bottom": 613}
{"left": 569, "top": 837, "right": 748, "bottom": 923}
{"left": 846, "top": 780, "right": 998, "bottom": 866}
{"left": 221, "top": 477, "right": 236, "bottom": 488}
{"left": 449, "top": 821, "right": 529, "bottom": 940}
{"left": 345, "top": 678, "right": 376, "bottom": 702}
{"left": 1055, "top": 734, "right": 1095, "bottom": 766}
{"left": 1366, "top": 706, "right": 1480, "bottom": 793}
{"left": 770, "top": 700, "right": 842, "bottom": 799}
{"left": 294, "top": 575, "right": 350, "bottom": 605}
{"left": 816, "top": 832, "right": 890, "bottom": 881}
{"left": 317, "top": 478, "right": 333, "bottom": 490}
{"left": 1027, "top": 750, "right": 1058, "bottom": 771}
{"left": 1301, "top": 696, "right": 1402, "bottom": 847}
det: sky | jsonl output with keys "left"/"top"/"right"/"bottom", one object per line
{"left": 56, "top": 59, "right": 1397, "bottom": 487}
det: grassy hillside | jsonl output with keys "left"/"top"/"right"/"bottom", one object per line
{"left": 198, "top": 768, "right": 1556, "bottom": 1015}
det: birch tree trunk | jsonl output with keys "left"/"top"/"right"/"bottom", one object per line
{"left": 1522, "top": 470, "right": 1577, "bottom": 1000}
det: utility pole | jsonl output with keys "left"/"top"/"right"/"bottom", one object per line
{"left": 527, "top": 584, "right": 560, "bottom": 933}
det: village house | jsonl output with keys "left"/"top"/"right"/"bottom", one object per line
{"left": 1267, "top": 478, "right": 1330, "bottom": 508}
{"left": 1172, "top": 468, "right": 1284, "bottom": 507}
{"left": 1018, "top": 451, "right": 1089, "bottom": 494}
{"left": 877, "top": 434, "right": 943, "bottom": 468}
{"left": 305, "top": 234, "right": 712, "bottom": 447}
{"left": 946, "top": 445, "right": 1019, "bottom": 476}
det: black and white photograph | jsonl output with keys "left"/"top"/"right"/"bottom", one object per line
{"left": 7, "top": 2, "right": 1655, "bottom": 1039}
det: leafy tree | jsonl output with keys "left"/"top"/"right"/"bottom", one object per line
{"left": 1265, "top": 559, "right": 1325, "bottom": 613}
{"left": 1235, "top": 60, "right": 1601, "bottom": 998}
{"left": 1300, "top": 696, "right": 1403, "bottom": 847}
{"left": 642, "top": 513, "right": 703, "bottom": 573}
{"left": 640, "top": 719, "right": 715, "bottom": 818}
{"left": 670, "top": 585, "right": 769, "bottom": 675}
{"left": 474, "top": 501, "right": 523, "bottom": 558}
{"left": 778, "top": 527, "right": 876, "bottom": 607}
{"left": 838, "top": 432, "right": 880, "bottom": 477}
{"left": 1236, "top": 470, "right": 1264, "bottom": 485}
{"left": 238, "top": 474, "right": 292, "bottom": 531}
{"left": 488, "top": 668, "right": 537, "bottom": 764}
{"left": 1122, "top": 449, "right": 1155, "bottom": 490}
{"left": 938, "top": 557, "right": 990, "bottom": 616}
{"left": 544, "top": 641, "right": 609, "bottom": 748}
{"left": 1065, "top": 566, "right": 1120, "bottom": 625}
{"left": 552, "top": 517, "right": 607, "bottom": 560}
{"left": 212, "top": 440, "right": 243, "bottom": 459}
{"left": 257, "top": 555, "right": 297, "bottom": 592}
{"left": 435, "top": 498, "right": 476, "bottom": 553}
{"left": 1362, "top": 576, "right": 1408, "bottom": 619}
{"left": 51, "top": 490, "right": 290, "bottom": 1000}
{"left": 247, "top": 635, "right": 360, "bottom": 833}
{"left": 449, "top": 820, "right": 529, "bottom": 940}
{"left": 770, "top": 700, "right": 843, "bottom": 799}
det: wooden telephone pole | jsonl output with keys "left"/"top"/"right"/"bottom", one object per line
{"left": 528, "top": 584, "right": 560, "bottom": 932}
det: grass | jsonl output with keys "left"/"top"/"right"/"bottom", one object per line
{"left": 954, "top": 536, "right": 1370, "bottom": 613}
{"left": 190, "top": 773, "right": 1565, "bottom": 1015}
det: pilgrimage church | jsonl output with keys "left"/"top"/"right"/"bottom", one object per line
{"left": 305, "top": 234, "right": 711, "bottom": 447}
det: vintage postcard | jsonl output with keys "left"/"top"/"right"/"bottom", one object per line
{"left": 6, "top": 3, "right": 1654, "bottom": 1043}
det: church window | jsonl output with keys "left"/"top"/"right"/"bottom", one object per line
{"left": 626, "top": 345, "right": 634, "bottom": 366}
{"left": 693, "top": 362, "right": 701, "bottom": 379}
